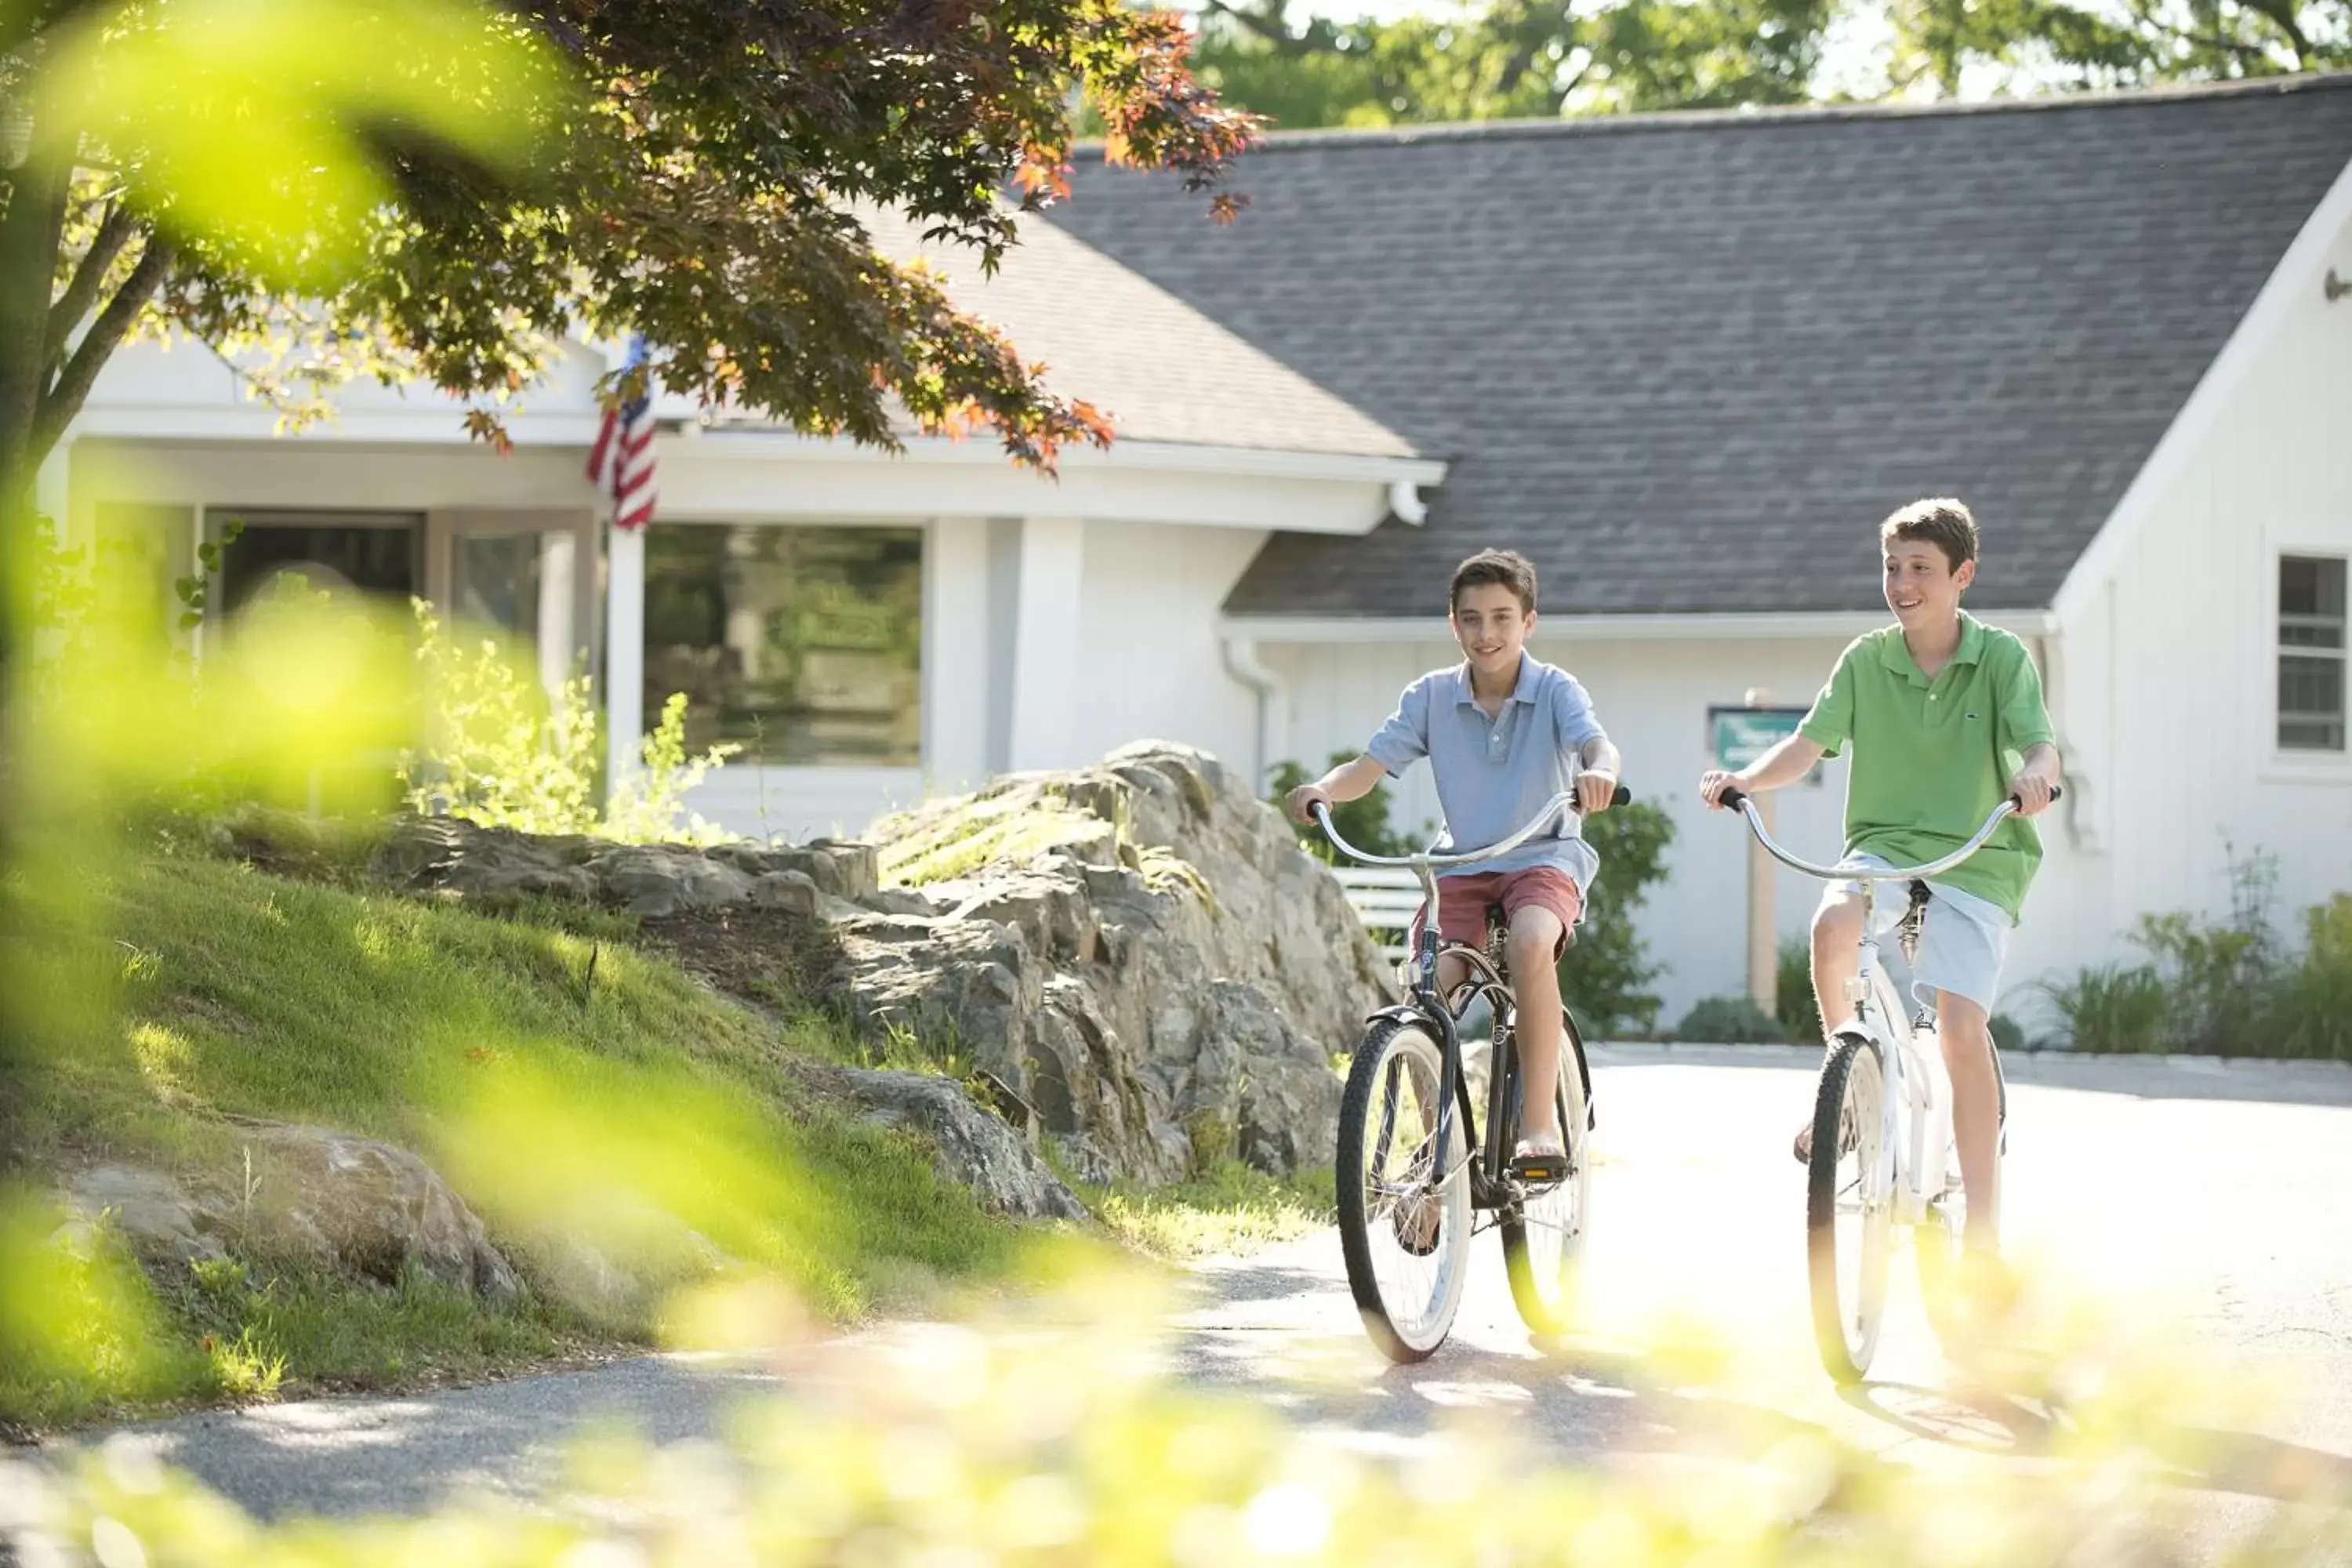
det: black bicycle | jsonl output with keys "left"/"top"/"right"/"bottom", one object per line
{"left": 1314, "top": 783, "right": 1628, "bottom": 1363}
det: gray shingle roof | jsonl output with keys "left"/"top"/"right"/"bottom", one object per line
{"left": 1044, "top": 76, "right": 2352, "bottom": 616}
{"left": 864, "top": 210, "right": 1417, "bottom": 459}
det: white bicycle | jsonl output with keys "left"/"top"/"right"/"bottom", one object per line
{"left": 1716, "top": 784, "right": 2054, "bottom": 1384}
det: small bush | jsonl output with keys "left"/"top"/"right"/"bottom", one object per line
{"left": 1266, "top": 751, "right": 1425, "bottom": 862}
{"left": 2042, "top": 850, "right": 2352, "bottom": 1058}
{"left": 1990, "top": 1012, "right": 2028, "bottom": 1054}
{"left": 1671, "top": 994, "right": 1787, "bottom": 1044}
{"left": 1777, "top": 937, "right": 1822, "bottom": 1043}
{"left": 1563, "top": 800, "right": 1675, "bottom": 1038}
{"left": 2043, "top": 962, "right": 2171, "bottom": 1052}
{"left": 399, "top": 601, "right": 737, "bottom": 843}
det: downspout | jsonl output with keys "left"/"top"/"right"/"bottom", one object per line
{"left": 1221, "top": 634, "right": 1284, "bottom": 793}
{"left": 1388, "top": 479, "right": 1428, "bottom": 525}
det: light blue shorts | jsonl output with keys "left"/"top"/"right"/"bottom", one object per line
{"left": 1823, "top": 856, "right": 2012, "bottom": 1016}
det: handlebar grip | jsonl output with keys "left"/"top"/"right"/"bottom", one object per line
{"left": 2008, "top": 785, "right": 2063, "bottom": 807}
{"left": 1611, "top": 784, "right": 1632, "bottom": 807}
{"left": 1717, "top": 786, "right": 1748, "bottom": 811}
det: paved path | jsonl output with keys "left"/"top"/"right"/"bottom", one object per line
{"left": 60, "top": 1048, "right": 2352, "bottom": 1554}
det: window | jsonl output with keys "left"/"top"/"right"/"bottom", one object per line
{"left": 215, "top": 510, "right": 422, "bottom": 615}
{"left": 2279, "top": 555, "right": 2347, "bottom": 752}
{"left": 643, "top": 524, "right": 922, "bottom": 766}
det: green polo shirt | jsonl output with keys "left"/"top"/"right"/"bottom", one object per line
{"left": 1796, "top": 612, "right": 2056, "bottom": 923}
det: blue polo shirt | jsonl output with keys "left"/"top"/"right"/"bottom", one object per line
{"left": 1363, "top": 653, "right": 1608, "bottom": 894}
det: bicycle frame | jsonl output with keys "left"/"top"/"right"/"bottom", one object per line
{"left": 1317, "top": 786, "right": 1608, "bottom": 1213}
{"left": 1722, "top": 791, "right": 2022, "bottom": 1225}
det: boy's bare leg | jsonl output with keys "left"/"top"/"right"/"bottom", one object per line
{"left": 1507, "top": 906, "right": 1570, "bottom": 1147}
{"left": 1792, "top": 894, "right": 1868, "bottom": 1161}
{"left": 1936, "top": 992, "right": 2001, "bottom": 1252}
{"left": 1810, "top": 892, "right": 1865, "bottom": 1039}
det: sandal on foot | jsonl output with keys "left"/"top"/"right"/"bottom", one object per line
{"left": 1508, "top": 1136, "right": 1570, "bottom": 1188}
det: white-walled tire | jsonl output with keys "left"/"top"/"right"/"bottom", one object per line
{"left": 1336, "top": 1017, "right": 1472, "bottom": 1363}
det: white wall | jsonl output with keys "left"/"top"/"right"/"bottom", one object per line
{"left": 1268, "top": 631, "right": 1859, "bottom": 1026}
{"left": 1071, "top": 519, "right": 1265, "bottom": 771}
{"left": 2045, "top": 185, "right": 2352, "bottom": 1004}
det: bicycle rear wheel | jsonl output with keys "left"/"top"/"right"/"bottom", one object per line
{"left": 1807, "top": 1032, "right": 1893, "bottom": 1385}
{"left": 1499, "top": 1013, "right": 1592, "bottom": 1338}
{"left": 1336, "top": 1014, "right": 1472, "bottom": 1363}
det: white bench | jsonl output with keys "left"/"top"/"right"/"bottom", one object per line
{"left": 1330, "top": 865, "right": 1425, "bottom": 962}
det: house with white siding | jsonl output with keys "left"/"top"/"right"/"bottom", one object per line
{"left": 46, "top": 73, "right": 2352, "bottom": 1025}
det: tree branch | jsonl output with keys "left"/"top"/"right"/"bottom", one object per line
{"left": 45, "top": 201, "right": 138, "bottom": 370}
{"left": 1200, "top": 0, "right": 1303, "bottom": 52}
{"left": 2237, "top": 0, "right": 2311, "bottom": 64}
{"left": 27, "top": 231, "right": 174, "bottom": 472}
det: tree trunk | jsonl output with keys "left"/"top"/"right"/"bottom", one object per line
{"left": 0, "top": 144, "right": 71, "bottom": 523}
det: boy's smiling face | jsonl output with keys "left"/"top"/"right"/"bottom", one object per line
{"left": 1883, "top": 537, "right": 1975, "bottom": 634}
{"left": 1450, "top": 581, "right": 1534, "bottom": 685}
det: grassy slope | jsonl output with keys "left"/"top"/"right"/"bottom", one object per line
{"left": 7, "top": 844, "right": 1027, "bottom": 1428}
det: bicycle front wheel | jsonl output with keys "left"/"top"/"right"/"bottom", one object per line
{"left": 1336, "top": 1014, "right": 1472, "bottom": 1363}
{"left": 1499, "top": 1013, "right": 1592, "bottom": 1338}
{"left": 1807, "top": 1032, "right": 1893, "bottom": 1385}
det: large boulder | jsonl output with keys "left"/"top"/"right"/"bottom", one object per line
{"left": 851, "top": 742, "right": 1393, "bottom": 1183}
{"left": 355, "top": 741, "right": 1390, "bottom": 1189}
{"left": 60, "top": 1123, "right": 522, "bottom": 1305}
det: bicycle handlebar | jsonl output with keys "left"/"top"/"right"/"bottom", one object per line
{"left": 1312, "top": 783, "right": 1632, "bottom": 871}
{"left": 1716, "top": 783, "right": 2060, "bottom": 883}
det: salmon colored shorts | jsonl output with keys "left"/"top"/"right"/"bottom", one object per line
{"left": 1410, "top": 867, "right": 1584, "bottom": 960}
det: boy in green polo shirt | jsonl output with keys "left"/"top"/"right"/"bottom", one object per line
{"left": 1699, "top": 498, "right": 2061, "bottom": 1265}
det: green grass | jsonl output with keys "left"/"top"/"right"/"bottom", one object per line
{"left": 6, "top": 840, "right": 1036, "bottom": 1429}
{"left": 1076, "top": 1160, "right": 1336, "bottom": 1261}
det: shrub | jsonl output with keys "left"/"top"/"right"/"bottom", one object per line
{"left": 2041, "top": 853, "right": 2352, "bottom": 1058}
{"left": 398, "top": 601, "right": 738, "bottom": 843}
{"left": 1562, "top": 800, "right": 1675, "bottom": 1038}
{"left": 2043, "top": 962, "right": 2171, "bottom": 1053}
{"left": 1777, "top": 936, "right": 1822, "bottom": 1043}
{"left": 1671, "top": 994, "right": 1787, "bottom": 1044}
{"left": 1266, "top": 752, "right": 1424, "bottom": 862}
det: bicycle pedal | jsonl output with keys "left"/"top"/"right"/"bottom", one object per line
{"left": 1511, "top": 1160, "right": 1567, "bottom": 1186}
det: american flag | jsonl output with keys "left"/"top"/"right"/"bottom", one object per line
{"left": 586, "top": 336, "right": 659, "bottom": 530}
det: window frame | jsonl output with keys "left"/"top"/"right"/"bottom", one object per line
{"left": 2270, "top": 546, "right": 2349, "bottom": 771}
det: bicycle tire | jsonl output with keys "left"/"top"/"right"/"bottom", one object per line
{"left": 1498, "top": 1011, "right": 1592, "bottom": 1339}
{"left": 1336, "top": 1014, "right": 1472, "bottom": 1363}
{"left": 1807, "top": 1032, "right": 1893, "bottom": 1385}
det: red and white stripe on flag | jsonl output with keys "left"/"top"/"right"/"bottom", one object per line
{"left": 586, "top": 343, "right": 659, "bottom": 530}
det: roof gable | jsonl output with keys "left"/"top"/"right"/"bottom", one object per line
{"left": 865, "top": 210, "right": 1417, "bottom": 461}
{"left": 1044, "top": 75, "right": 2352, "bottom": 617}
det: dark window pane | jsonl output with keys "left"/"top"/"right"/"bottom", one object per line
{"left": 217, "top": 511, "right": 420, "bottom": 614}
{"left": 2280, "top": 557, "right": 2347, "bottom": 619}
{"left": 452, "top": 533, "right": 543, "bottom": 641}
{"left": 2278, "top": 653, "right": 2346, "bottom": 751}
{"left": 643, "top": 524, "right": 922, "bottom": 766}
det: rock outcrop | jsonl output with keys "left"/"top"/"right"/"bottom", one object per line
{"left": 61, "top": 1123, "right": 521, "bottom": 1305}
{"left": 848, "top": 742, "right": 1392, "bottom": 1184}
{"left": 363, "top": 742, "right": 1390, "bottom": 1189}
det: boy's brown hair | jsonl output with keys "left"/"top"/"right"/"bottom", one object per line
{"left": 1880, "top": 498, "right": 1979, "bottom": 573}
{"left": 1450, "top": 548, "right": 1538, "bottom": 614}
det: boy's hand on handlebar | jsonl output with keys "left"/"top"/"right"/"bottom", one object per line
{"left": 1698, "top": 769, "right": 1744, "bottom": 809}
{"left": 2008, "top": 771, "right": 2057, "bottom": 817}
{"left": 1285, "top": 783, "right": 1333, "bottom": 826}
{"left": 1575, "top": 771, "right": 1619, "bottom": 814}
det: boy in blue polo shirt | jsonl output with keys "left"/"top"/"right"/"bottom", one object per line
{"left": 1288, "top": 548, "right": 1622, "bottom": 1172}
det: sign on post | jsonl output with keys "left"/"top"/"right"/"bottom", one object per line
{"left": 1708, "top": 704, "right": 1812, "bottom": 1021}
{"left": 1708, "top": 706, "right": 1811, "bottom": 772}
